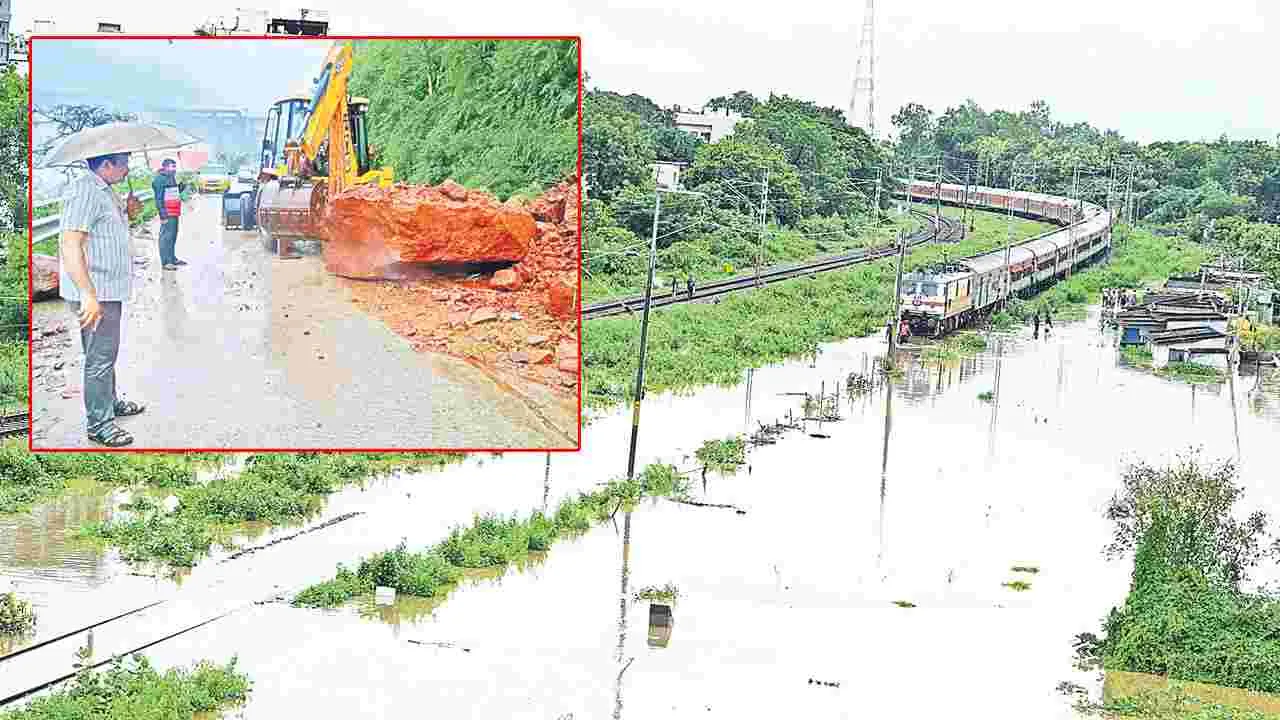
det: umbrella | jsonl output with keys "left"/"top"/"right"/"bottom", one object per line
{"left": 39, "top": 122, "right": 202, "bottom": 169}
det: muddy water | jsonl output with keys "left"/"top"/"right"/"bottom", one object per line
{"left": 4, "top": 306, "right": 1278, "bottom": 716}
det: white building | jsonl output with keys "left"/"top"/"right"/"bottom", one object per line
{"left": 652, "top": 160, "right": 687, "bottom": 190}
{"left": 1148, "top": 326, "right": 1230, "bottom": 370}
{"left": 674, "top": 107, "right": 742, "bottom": 143}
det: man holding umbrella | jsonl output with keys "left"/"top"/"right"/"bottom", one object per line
{"left": 48, "top": 122, "right": 199, "bottom": 447}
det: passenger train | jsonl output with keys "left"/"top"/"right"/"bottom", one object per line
{"left": 898, "top": 181, "right": 1115, "bottom": 336}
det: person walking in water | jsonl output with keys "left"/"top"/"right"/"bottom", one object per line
{"left": 1044, "top": 309, "right": 1053, "bottom": 338}
{"left": 1033, "top": 311, "right": 1040, "bottom": 339}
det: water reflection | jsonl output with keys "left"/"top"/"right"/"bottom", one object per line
{"left": 612, "top": 510, "right": 633, "bottom": 720}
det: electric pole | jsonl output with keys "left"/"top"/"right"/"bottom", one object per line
{"left": 887, "top": 229, "right": 906, "bottom": 360}
{"left": 1002, "top": 160, "right": 1017, "bottom": 306}
{"left": 756, "top": 170, "right": 769, "bottom": 287}
{"left": 934, "top": 154, "right": 942, "bottom": 229}
{"left": 873, "top": 167, "right": 882, "bottom": 221}
{"left": 625, "top": 188, "right": 703, "bottom": 480}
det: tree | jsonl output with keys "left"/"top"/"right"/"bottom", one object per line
{"left": 890, "top": 102, "right": 935, "bottom": 163}
{"left": 583, "top": 93, "right": 655, "bottom": 202}
{"left": 0, "top": 69, "right": 27, "bottom": 232}
{"left": 652, "top": 126, "right": 702, "bottom": 164}
{"left": 705, "top": 90, "right": 760, "bottom": 117}
{"left": 682, "top": 136, "right": 812, "bottom": 226}
{"left": 33, "top": 104, "right": 139, "bottom": 160}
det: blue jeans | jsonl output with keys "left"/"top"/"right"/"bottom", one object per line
{"left": 159, "top": 218, "right": 179, "bottom": 265}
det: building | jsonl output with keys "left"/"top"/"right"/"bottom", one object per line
{"left": 1116, "top": 291, "right": 1232, "bottom": 368}
{"left": 674, "top": 107, "right": 742, "bottom": 143}
{"left": 652, "top": 160, "right": 687, "bottom": 190}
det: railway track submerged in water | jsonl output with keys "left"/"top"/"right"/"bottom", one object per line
{"left": 584, "top": 209, "right": 961, "bottom": 321}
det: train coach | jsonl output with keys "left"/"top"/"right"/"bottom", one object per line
{"left": 895, "top": 182, "right": 1114, "bottom": 336}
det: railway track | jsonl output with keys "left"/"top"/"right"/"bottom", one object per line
{"left": 584, "top": 208, "right": 959, "bottom": 320}
{"left": 0, "top": 412, "right": 28, "bottom": 437}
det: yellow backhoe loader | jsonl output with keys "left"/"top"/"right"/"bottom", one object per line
{"left": 252, "top": 41, "right": 393, "bottom": 257}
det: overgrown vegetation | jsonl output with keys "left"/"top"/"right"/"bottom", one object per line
{"left": 633, "top": 583, "right": 680, "bottom": 605}
{"left": 348, "top": 39, "right": 578, "bottom": 200}
{"left": 1157, "top": 362, "right": 1226, "bottom": 383}
{"left": 1078, "top": 451, "right": 1280, "bottom": 695}
{"left": 1094, "top": 684, "right": 1280, "bottom": 720}
{"left": 695, "top": 437, "right": 746, "bottom": 473}
{"left": 1122, "top": 345, "right": 1156, "bottom": 369}
{"left": 77, "top": 453, "right": 463, "bottom": 566}
{"left": 0, "top": 591, "right": 36, "bottom": 635}
{"left": 0, "top": 654, "right": 251, "bottom": 720}
{"left": 295, "top": 462, "right": 689, "bottom": 608}
{"left": 922, "top": 332, "right": 987, "bottom": 361}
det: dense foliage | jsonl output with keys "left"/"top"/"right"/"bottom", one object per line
{"left": 295, "top": 463, "right": 687, "bottom": 608}
{"left": 0, "top": 591, "right": 36, "bottom": 635}
{"left": 0, "top": 654, "right": 250, "bottom": 720}
{"left": 1082, "top": 452, "right": 1280, "bottom": 695}
{"left": 891, "top": 98, "right": 1280, "bottom": 229}
{"left": 584, "top": 85, "right": 894, "bottom": 300}
{"left": 348, "top": 39, "right": 578, "bottom": 200}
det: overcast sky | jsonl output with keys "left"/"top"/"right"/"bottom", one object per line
{"left": 32, "top": 39, "right": 331, "bottom": 113}
{"left": 14, "top": 0, "right": 1277, "bottom": 144}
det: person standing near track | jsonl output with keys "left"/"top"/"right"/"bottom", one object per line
{"left": 58, "top": 152, "right": 147, "bottom": 447}
{"left": 687, "top": 275, "right": 695, "bottom": 300}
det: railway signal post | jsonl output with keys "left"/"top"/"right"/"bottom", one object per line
{"left": 625, "top": 187, "right": 706, "bottom": 480}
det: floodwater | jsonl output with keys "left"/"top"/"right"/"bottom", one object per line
{"left": 3, "top": 306, "right": 1278, "bottom": 716}
{"left": 30, "top": 195, "right": 568, "bottom": 449}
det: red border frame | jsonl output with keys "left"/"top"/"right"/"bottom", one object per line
{"left": 26, "top": 34, "right": 584, "bottom": 454}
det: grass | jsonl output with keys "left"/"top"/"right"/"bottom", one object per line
{"left": 0, "top": 444, "right": 233, "bottom": 515}
{"left": 585, "top": 213, "right": 919, "bottom": 304}
{"left": 294, "top": 462, "right": 689, "bottom": 609}
{"left": 695, "top": 436, "right": 746, "bottom": 473}
{"left": 633, "top": 583, "right": 680, "bottom": 605}
{"left": 1096, "top": 684, "right": 1280, "bottom": 719}
{"left": 1123, "top": 345, "right": 1156, "bottom": 369}
{"left": 1158, "top": 361, "right": 1226, "bottom": 383}
{"left": 922, "top": 332, "right": 987, "bottom": 361}
{"left": 0, "top": 591, "right": 36, "bottom": 635}
{"left": 0, "top": 654, "right": 250, "bottom": 720}
{"left": 76, "top": 453, "right": 464, "bottom": 566}
{"left": 1003, "top": 580, "right": 1033, "bottom": 591}
{"left": 583, "top": 224, "right": 1206, "bottom": 411}
{"left": 978, "top": 390, "right": 995, "bottom": 402}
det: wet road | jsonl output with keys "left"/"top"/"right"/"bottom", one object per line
{"left": 4, "top": 307, "right": 1278, "bottom": 716}
{"left": 30, "top": 196, "right": 571, "bottom": 449}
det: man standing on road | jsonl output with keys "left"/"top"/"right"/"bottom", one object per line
{"left": 58, "top": 152, "right": 147, "bottom": 447}
{"left": 151, "top": 158, "right": 187, "bottom": 271}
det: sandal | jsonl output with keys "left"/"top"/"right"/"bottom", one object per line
{"left": 88, "top": 424, "right": 134, "bottom": 447}
{"left": 114, "top": 400, "right": 146, "bottom": 417}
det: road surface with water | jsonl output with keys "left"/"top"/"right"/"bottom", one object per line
{"left": 30, "top": 195, "right": 571, "bottom": 449}
{"left": 4, "top": 306, "right": 1278, "bottom": 716}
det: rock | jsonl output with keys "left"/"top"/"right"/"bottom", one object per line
{"left": 526, "top": 335, "right": 548, "bottom": 346}
{"left": 490, "top": 268, "right": 522, "bottom": 291}
{"left": 557, "top": 341, "right": 579, "bottom": 361}
{"left": 547, "top": 277, "right": 578, "bottom": 318}
{"left": 447, "top": 311, "right": 469, "bottom": 328}
{"left": 529, "top": 349, "right": 554, "bottom": 365}
{"left": 508, "top": 312, "right": 522, "bottom": 321}
{"left": 323, "top": 183, "right": 536, "bottom": 279}
{"left": 529, "top": 190, "right": 566, "bottom": 223}
{"left": 510, "top": 351, "right": 530, "bottom": 364}
{"left": 53, "top": 361, "right": 64, "bottom": 370}
{"left": 469, "top": 307, "right": 498, "bottom": 326}
{"left": 439, "top": 179, "right": 469, "bottom": 202}
{"left": 405, "top": 328, "right": 417, "bottom": 337}
{"left": 557, "top": 358, "right": 578, "bottom": 373}
{"left": 33, "top": 254, "right": 59, "bottom": 298}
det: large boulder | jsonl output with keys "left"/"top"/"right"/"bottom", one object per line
{"left": 322, "top": 182, "right": 537, "bottom": 279}
{"left": 33, "top": 254, "right": 59, "bottom": 298}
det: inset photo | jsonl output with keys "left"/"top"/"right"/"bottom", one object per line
{"left": 29, "top": 37, "right": 582, "bottom": 450}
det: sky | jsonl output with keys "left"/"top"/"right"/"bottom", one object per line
{"left": 31, "top": 39, "right": 331, "bottom": 114}
{"left": 12, "top": 0, "right": 1278, "bottom": 145}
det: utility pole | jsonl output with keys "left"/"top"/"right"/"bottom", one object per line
{"left": 1002, "top": 160, "right": 1018, "bottom": 306}
{"left": 887, "top": 229, "right": 907, "bottom": 360}
{"left": 625, "top": 188, "right": 703, "bottom": 480}
{"left": 934, "top": 154, "right": 942, "bottom": 228}
{"left": 962, "top": 166, "right": 971, "bottom": 239}
{"left": 756, "top": 170, "right": 769, "bottom": 287}
{"left": 1067, "top": 164, "right": 1079, "bottom": 279}
{"left": 873, "top": 167, "right": 882, "bottom": 221}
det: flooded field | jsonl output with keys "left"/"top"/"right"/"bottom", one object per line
{"left": 3, "top": 306, "right": 1277, "bottom": 716}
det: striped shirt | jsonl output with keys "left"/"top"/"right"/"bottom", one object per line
{"left": 58, "top": 171, "right": 133, "bottom": 303}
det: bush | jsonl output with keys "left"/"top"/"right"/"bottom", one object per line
{"left": 0, "top": 591, "right": 36, "bottom": 635}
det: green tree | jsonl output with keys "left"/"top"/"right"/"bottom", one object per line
{"left": 583, "top": 94, "right": 655, "bottom": 201}
{"left": 0, "top": 68, "right": 27, "bottom": 233}
{"left": 705, "top": 90, "right": 760, "bottom": 116}
{"left": 682, "top": 136, "right": 812, "bottom": 226}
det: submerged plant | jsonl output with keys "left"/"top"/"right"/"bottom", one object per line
{"left": 695, "top": 437, "right": 747, "bottom": 474}
{"left": 978, "top": 390, "right": 995, "bottom": 402}
{"left": 1002, "top": 581, "right": 1032, "bottom": 592}
{"left": 633, "top": 583, "right": 680, "bottom": 605}
{"left": 0, "top": 591, "right": 36, "bottom": 635}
